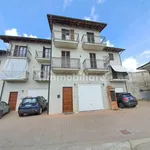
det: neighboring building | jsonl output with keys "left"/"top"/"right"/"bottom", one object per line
{"left": 0, "top": 35, "right": 51, "bottom": 111}
{"left": 0, "top": 14, "right": 128, "bottom": 113}
{"left": 137, "top": 62, "right": 150, "bottom": 74}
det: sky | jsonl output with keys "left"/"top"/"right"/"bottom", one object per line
{"left": 0, "top": 0, "right": 150, "bottom": 72}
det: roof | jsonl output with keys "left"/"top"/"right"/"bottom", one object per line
{"left": 103, "top": 46, "right": 125, "bottom": 52}
{"left": 111, "top": 65, "right": 127, "bottom": 72}
{"left": 137, "top": 62, "right": 150, "bottom": 70}
{"left": 0, "top": 35, "right": 51, "bottom": 44}
{"left": 47, "top": 14, "right": 107, "bottom": 32}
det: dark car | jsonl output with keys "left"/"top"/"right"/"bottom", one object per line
{"left": 0, "top": 101, "right": 10, "bottom": 119}
{"left": 18, "top": 96, "right": 47, "bottom": 117}
{"left": 117, "top": 93, "right": 138, "bottom": 108}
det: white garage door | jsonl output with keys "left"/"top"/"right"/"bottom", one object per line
{"left": 28, "top": 89, "right": 48, "bottom": 100}
{"left": 78, "top": 84, "right": 104, "bottom": 111}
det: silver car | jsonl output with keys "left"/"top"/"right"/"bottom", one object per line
{"left": 0, "top": 101, "right": 10, "bottom": 119}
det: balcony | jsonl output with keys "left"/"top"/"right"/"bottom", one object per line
{"left": 2, "top": 71, "right": 29, "bottom": 82}
{"left": 8, "top": 49, "right": 31, "bottom": 61}
{"left": 53, "top": 30, "right": 79, "bottom": 49}
{"left": 35, "top": 51, "right": 50, "bottom": 63}
{"left": 52, "top": 57, "right": 80, "bottom": 74}
{"left": 109, "top": 73, "right": 129, "bottom": 82}
{"left": 83, "top": 58, "right": 109, "bottom": 74}
{"left": 81, "top": 35, "right": 106, "bottom": 50}
{"left": 33, "top": 71, "right": 49, "bottom": 82}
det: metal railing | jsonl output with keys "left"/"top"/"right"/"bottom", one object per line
{"left": 8, "top": 49, "right": 31, "bottom": 60}
{"left": 52, "top": 57, "right": 80, "bottom": 69}
{"left": 2, "top": 71, "right": 29, "bottom": 80}
{"left": 33, "top": 71, "right": 49, "bottom": 81}
{"left": 35, "top": 50, "right": 50, "bottom": 59}
{"left": 53, "top": 30, "right": 79, "bottom": 42}
{"left": 81, "top": 34, "right": 106, "bottom": 45}
{"left": 83, "top": 58, "right": 109, "bottom": 70}
{"left": 111, "top": 72, "right": 129, "bottom": 80}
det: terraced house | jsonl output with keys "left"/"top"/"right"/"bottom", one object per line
{"left": 0, "top": 14, "right": 128, "bottom": 114}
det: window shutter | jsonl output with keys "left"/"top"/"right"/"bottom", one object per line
{"left": 70, "top": 29, "right": 74, "bottom": 40}
{"left": 14, "top": 45, "right": 19, "bottom": 56}
{"left": 43, "top": 46, "right": 45, "bottom": 58}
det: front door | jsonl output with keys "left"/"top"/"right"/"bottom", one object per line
{"left": 63, "top": 87, "right": 73, "bottom": 113}
{"left": 8, "top": 92, "right": 18, "bottom": 111}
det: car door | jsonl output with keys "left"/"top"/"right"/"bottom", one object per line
{"left": 1, "top": 102, "right": 9, "bottom": 114}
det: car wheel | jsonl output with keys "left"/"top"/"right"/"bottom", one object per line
{"left": 119, "top": 102, "right": 125, "bottom": 108}
{"left": 0, "top": 110, "right": 3, "bottom": 119}
{"left": 18, "top": 113, "right": 23, "bottom": 117}
{"left": 8, "top": 108, "right": 10, "bottom": 113}
{"left": 38, "top": 107, "right": 42, "bottom": 115}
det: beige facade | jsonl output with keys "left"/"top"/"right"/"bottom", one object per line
{"left": 0, "top": 15, "right": 128, "bottom": 114}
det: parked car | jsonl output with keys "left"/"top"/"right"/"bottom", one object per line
{"left": 18, "top": 96, "right": 47, "bottom": 117}
{"left": 117, "top": 93, "right": 138, "bottom": 108}
{"left": 0, "top": 101, "right": 10, "bottom": 119}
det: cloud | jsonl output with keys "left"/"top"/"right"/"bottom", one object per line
{"left": 140, "top": 50, "right": 150, "bottom": 58}
{"left": 105, "top": 40, "right": 114, "bottom": 47}
{"left": 5, "top": 28, "right": 37, "bottom": 38}
{"left": 63, "top": 0, "right": 73, "bottom": 9}
{"left": 84, "top": 6, "right": 98, "bottom": 21}
{"left": 23, "top": 34, "right": 37, "bottom": 38}
{"left": 122, "top": 57, "right": 139, "bottom": 72}
{"left": 5, "top": 28, "right": 19, "bottom": 36}
{"left": 97, "top": 0, "right": 105, "bottom": 4}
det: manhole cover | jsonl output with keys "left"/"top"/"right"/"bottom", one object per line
{"left": 119, "top": 130, "right": 132, "bottom": 135}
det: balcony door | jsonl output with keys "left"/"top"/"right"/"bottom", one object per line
{"left": 14, "top": 45, "right": 27, "bottom": 57}
{"left": 43, "top": 46, "right": 50, "bottom": 58}
{"left": 62, "top": 29, "right": 70, "bottom": 40}
{"left": 90, "top": 53, "right": 97, "bottom": 69}
{"left": 61, "top": 51, "right": 70, "bottom": 68}
{"left": 87, "top": 32, "right": 95, "bottom": 43}
{"left": 41, "top": 64, "right": 50, "bottom": 79}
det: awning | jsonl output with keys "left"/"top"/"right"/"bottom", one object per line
{"left": 110, "top": 65, "right": 127, "bottom": 72}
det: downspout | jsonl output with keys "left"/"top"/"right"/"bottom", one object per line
{"left": 0, "top": 81, "right": 5, "bottom": 101}
{"left": 47, "top": 15, "right": 53, "bottom": 115}
{"left": 119, "top": 51, "right": 128, "bottom": 92}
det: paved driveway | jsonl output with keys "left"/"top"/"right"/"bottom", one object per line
{"left": 1, "top": 101, "right": 150, "bottom": 150}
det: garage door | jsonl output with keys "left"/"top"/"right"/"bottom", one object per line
{"left": 78, "top": 84, "right": 104, "bottom": 111}
{"left": 28, "top": 89, "right": 48, "bottom": 100}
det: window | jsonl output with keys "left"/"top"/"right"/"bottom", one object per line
{"left": 41, "top": 64, "right": 50, "bottom": 79}
{"left": 61, "top": 51, "right": 70, "bottom": 68}
{"left": 62, "top": 29, "right": 70, "bottom": 40}
{"left": 109, "top": 53, "right": 114, "bottom": 60}
{"left": 87, "top": 32, "right": 95, "bottom": 43}
{"left": 43, "top": 46, "right": 50, "bottom": 58}
{"left": 14, "top": 45, "right": 27, "bottom": 57}
{"left": 90, "top": 53, "right": 97, "bottom": 69}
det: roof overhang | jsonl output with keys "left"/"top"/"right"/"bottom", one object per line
{"left": 111, "top": 65, "right": 127, "bottom": 72}
{"left": 103, "top": 46, "right": 125, "bottom": 53}
{"left": 137, "top": 62, "right": 150, "bottom": 71}
{"left": 47, "top": 14, "right": 107, "bottom": 32}
{"left": 0, "top": 35, "right": 51, "bottom": 44}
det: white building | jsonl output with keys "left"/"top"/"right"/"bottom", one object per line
{"left": 0, "top": 14, "right": 128, "bottom": 114}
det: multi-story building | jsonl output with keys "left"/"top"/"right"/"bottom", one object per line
{"left": 0, "top": 36, "right": 51, "bottom": 111}
{"left": 0, "top": 14, "right": 128, "bottom": 114}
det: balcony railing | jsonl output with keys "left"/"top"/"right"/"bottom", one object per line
{"left": 53, "top": 30, "right": 79, "bottom": 49}
{"left": 8, "top": 49, "right": 31, "bottom": 61}
{"left": 35, "top": 50, "right": 50, "bottom": 63}
{"left": 81, "top": 34, "right": 107, "bottom": 50}
{"left": 83, "top": 58, "right": 109, "bottom": 74}
{"left": 33, "top": 71, "right": 49, "bottom": 81}
{"left": 52, "top": 57, "right": 80, "bottom": 73}
{"left": 2, "top": 71, "right": 29, "bottom": 81}
{"left": 110, "top": 72, "right": 129, "bottom": 82}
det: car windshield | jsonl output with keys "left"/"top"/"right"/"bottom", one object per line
{"left": 123, "top": 94, "right": 133, "bottom": 98}
{"left": 22, "top": 98, "right": 37, "bottom": 104}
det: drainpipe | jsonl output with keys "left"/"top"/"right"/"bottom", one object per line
{"left": 0, "top": 81, "right": 5, "bottom": 101}
{"left": 47, "top": 15, "right": 53, "bottom": 115}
